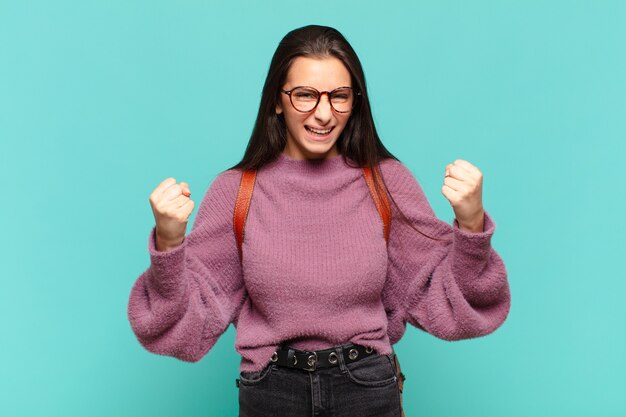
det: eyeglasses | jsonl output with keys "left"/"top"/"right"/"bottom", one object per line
{"left": 281, "top": 86, "right": 360, "bottom": 113}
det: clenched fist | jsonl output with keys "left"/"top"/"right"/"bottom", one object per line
{"left": 149, "top": 178, "right": 194, "bottom": 251}
{"left": 441, "top": 159, "right": 485, "bottom": 233}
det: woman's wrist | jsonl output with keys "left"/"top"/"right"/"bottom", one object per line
{"left": 456, "top": 210, "right": 485, "bottom": 233}
{"left": 155, "top": 233, "right": 184, "bottom": 252}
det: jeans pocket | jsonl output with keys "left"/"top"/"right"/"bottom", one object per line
{"left": 238, "top": 363, "right": 276, "bottom": 386}
{"left": 344, "top": 353, "right": 398, "bottom": 387}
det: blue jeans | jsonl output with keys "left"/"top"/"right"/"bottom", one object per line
{"left": 237, "top": 346, "right": 403, "bottom": 417}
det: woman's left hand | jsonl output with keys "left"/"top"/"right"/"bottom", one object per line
{"left": 441, "top": 159, "right": 485, "bottom": 233}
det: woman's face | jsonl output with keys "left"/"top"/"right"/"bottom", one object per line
{"left": 276, "top": 56, "right": 353, "bottom": 160}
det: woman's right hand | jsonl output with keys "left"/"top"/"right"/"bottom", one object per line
{"left": 149, "top": 177, "right": 195, "bottom": 251}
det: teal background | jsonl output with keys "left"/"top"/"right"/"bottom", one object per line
{"left": 1, "top": 1, "right": 624, "bottom": 416}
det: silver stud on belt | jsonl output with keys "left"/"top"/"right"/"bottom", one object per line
{"left": 348, "top": 348, "right": 359, "bottom": 360}
{"left": 303, "top": 351, "right": 317, "bottom": 371}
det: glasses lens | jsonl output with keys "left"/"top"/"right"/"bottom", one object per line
{"left": 291, "top": 87, "right": 319, "bottom": 112}
{"left": 330, "top": 87, "right": 354, "bottom": 112}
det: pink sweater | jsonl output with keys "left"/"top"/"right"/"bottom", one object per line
{"left": 127, "top": 152, "right": 511, "bottom": 372}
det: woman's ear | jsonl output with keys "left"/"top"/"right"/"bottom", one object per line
{"left": 275, "top": 103, "right": 283, "bottom": 115}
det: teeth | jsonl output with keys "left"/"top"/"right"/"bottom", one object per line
{"left": 307, "top": 126, "right": 332, "bottom": 135}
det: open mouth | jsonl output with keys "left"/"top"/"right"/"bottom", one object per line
{"left": 305, "top": 125, "right": 334, "bottom": 137}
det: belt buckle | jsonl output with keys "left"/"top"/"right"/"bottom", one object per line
{"left": 303, "top": 351, "right": 317, "bottom": 371}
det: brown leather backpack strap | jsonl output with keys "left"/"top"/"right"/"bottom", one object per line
{"left": 393, "top": 353, "right": 407, "bottom": 417}
{"left": 234, "top": 169, "right": 257, "bottom": 262}
{"left": 362, "top": 165, "right": 391, "bottom": 243}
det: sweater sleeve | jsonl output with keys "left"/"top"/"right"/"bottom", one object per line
{"left": 379, "top": 159, "right": 511, "bottom": 344}
{"left": 127, "top": 169, "right": 246, "bottom": 362}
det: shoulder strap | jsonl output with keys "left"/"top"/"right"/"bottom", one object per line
{"left": 362, "top": 165, "right": 391, "bottom": 242}
{"left": 234, "top": 166, "right": 391, "bottom": 262}
{"left": 233, "top": 169, "right": 257, "bottom": 262}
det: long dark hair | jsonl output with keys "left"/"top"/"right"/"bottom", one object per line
{"left": 227, "top": 25, "right": 447, "bottom": 243}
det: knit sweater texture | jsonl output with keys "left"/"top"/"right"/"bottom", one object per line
{"left": 127, "top": 152, "right": 511, "bottom": 372}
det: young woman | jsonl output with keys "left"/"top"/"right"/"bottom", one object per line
{"left": 127, "top": 25, "right": 511, "bottom": 417}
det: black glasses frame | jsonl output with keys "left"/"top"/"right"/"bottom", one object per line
{"left": 281, "top": 86, "right": 361, "bottom": 113}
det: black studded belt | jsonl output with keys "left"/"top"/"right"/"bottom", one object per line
{"left": 270, "top": 343, "right": 376, "bottom": 372}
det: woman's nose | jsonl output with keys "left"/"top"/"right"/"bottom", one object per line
{"left": 314, "top": 94, "right": 333, "bottom": 121}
